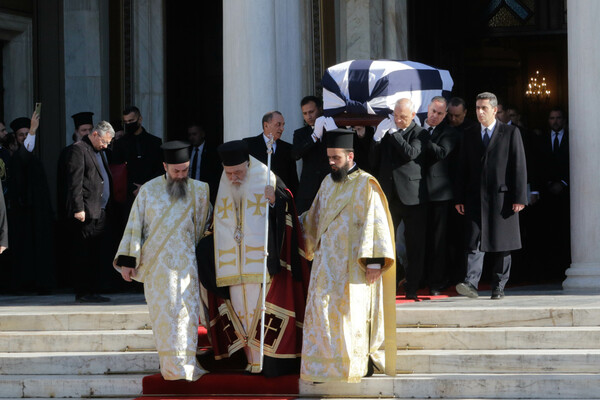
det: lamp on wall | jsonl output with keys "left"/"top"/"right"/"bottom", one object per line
{"left": 525, "top": 70, "right": 550, "bottom": 101}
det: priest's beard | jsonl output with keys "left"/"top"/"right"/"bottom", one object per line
{"left": 166, "top": 175, "right": 188, "bottom": 200}
{"left": 331, "top": 161, "right": 351, "bottom": 182}
{"left": 229, "top": 179, "right": 248, "bottom": 207}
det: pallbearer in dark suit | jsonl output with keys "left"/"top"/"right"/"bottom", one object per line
{"left": 455, "top": 92, "right": 527, "bottom": 300}
{"left": 422, "top": 97, "right": 459, "bottom": 295}
{"left": 66, "top": 121, "right": 115, "bottom": 303}
{"left": 292, "top": 96, "right": 338, "bottom": 213}
{"left": 187, "top": 122, "right": 222, "bottom": 204}
{"left": 370, "top": 98, "right": 429, "bottom": 300}
{"left": 243, "top": 111, "right": 298, "bottom": 195}
{"left": 530, "top": 108, "right": 570, "bottom": 280}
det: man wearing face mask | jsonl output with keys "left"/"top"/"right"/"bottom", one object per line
{"left": 111, "top": 106, "right": 163, "bottom": 212}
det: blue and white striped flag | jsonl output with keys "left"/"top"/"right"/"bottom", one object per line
{"left": 322, "top": 60, "right": 454, "bottom": 122}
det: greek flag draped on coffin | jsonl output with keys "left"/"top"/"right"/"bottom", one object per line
{"left": 322, "top": 60, "right": 454, "bottom": 122}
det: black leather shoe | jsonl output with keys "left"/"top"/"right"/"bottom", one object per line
{"left": 405, "top": 293, "right": 419, "bottom": 301}
{"left": 456, "top": 282, "right": 479, "bottom": 298}
{"left": 491, "top": 288, "right": 505, "bottom": 300}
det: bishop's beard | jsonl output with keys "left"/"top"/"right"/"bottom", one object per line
{"left": 331, "top": 162, "right": 350, "bottom": 182}
{"left": 166, "top": 175, "right": 188, "bottom": 200}
{"left": 229, "top": 179, "right": 248, "bottom": 206}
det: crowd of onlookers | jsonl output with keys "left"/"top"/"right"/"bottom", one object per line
{"left": 0, "top": 94, "right": 570, "bottom": 299}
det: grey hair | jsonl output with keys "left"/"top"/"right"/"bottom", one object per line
{"left": 262, "top": 110, "right": 283, "bottom": 126}
{"left": 94, "top": 121, "right": 115, "bottom": 138}
{"left": 395, "top": 98, "right": 415, "bottom": 112}
{"left": 430, "top": 96, "right": 448, "bottom": 110}
{"left": 476, "top": 92, "right": 498, "bottom": 108}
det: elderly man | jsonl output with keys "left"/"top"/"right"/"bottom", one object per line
{"left": 370, "top": 98, "right": 429, "bottom": 300}
{"left": 301, "top": 129, "right": 396, "bottom": 383}
{"left": 66, "top": 121, "right": 114, "bottom": 303}
{"left": 455, "top": 92, "right": 527, "bottom": 300}
{"left": 244, "top": 111, "right": 298, "bottom": 195}
{"left": 114, "top": 141, "right": 213, "bottom": 381}
{"left": 422, "top": 97, "right": 459, "bottom": 295}
{"left": 198, "top": 140, "right": 308, "bottom": 377}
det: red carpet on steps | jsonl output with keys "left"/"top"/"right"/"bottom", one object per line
{"left": 141, "top": 372, "right": 299, "bottom": 396}
{"left": 140, "top": 287, "right": 463, "bottom": 399}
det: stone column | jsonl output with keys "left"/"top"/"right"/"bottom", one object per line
{"left": 63, "top": 0, "right": 106, "bottom": 142}
{"left": 133, "top": 0, "right": 165, "bottom": 139}
{"left": 338, "top": 0, "right": 407, "bottom": 61}
{"left": 223, "top": 0, "right": 310, "bottom": 143}
{"left": 562, "top": 0, "right": 600, "bottom": 292}
{"left": 0, "top": 13, "right": 33, "bottom": 125}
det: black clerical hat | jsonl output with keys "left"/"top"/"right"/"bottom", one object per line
{"left": 71, "top": 112, "right": 94, "bottom": 129}
{"left": 161, "top": 140, "right": 191, "bottom": 164}
{"left": 9, "top": 117, "right": 30, "bottom": 133}
{"left": 218, "top": 140, "right": 249, "bottom": 166}
{"left": 326, "top": 128, "right": 354, "bottom": 149}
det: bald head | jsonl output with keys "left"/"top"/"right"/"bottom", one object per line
{"left": 393, "top": 98, "right": 416, "bottom": 130}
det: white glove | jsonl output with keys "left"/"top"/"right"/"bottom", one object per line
{"left": 313, "top": 116, "right": 326, "bottom": 140}
{"left": 324, "top": 117, "right": 338, "bottom": 131}
{"left": 373, "top": 116, "right": 394, "bottom": 142}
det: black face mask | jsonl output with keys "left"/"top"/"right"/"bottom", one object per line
{"left": 124, "top": 120, "right": 139, "bottom": 135}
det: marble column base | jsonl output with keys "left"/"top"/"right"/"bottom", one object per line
{"left": 563, "top": 263, "right": 600, "bottom": 293}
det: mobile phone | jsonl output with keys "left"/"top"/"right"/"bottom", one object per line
{"left": 34, "top": 102, "right": 41, "bottom": 117}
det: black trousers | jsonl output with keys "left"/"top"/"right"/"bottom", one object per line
{"left": 69, "top": 209, "right": 108, "bottom": 296}
{"left": 425, "top": 200, "right": 451, "bottom": 290}
{"left": 388, "top": 196, "right": 427, "bottom": 294}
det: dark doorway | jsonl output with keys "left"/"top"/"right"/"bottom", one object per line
{"left": 165, "top": 1, "right": 223, "bottom": 145}
{"left": 408, "top": 0, "right": 567, "bottom": 132}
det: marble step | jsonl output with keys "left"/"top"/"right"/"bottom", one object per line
{"left": 396, "top": 326, "right": 600, "bottom": 350}
{"left": 0, "top": 330, "right": 155, "bottom": 352}
{"left": 0, "top": 351, "right": 158, "bottom": 375}
{"left": 300, "top": 373, "right": 600, "bottom": 399}
{"left": 0, "top": 310, "right": 151, "bottom": 331}
{"left": 395, "top": 349, "right": 600, "bottom": 373}
{"left": 0, "top": 374, "right": 144, "bottom": 398}
{"left": 395, "top": 305, "right": 600, "bottom": 327}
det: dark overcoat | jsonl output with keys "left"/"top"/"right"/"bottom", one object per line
{"left": 423, "top": 121, "right": 459, "bottom": 202}
{"left": 291, "top": 125, "right": 329, "bottom": 213}
{"left": 369, "top": 120, "right": 429, "bottom": 206}
{"left": 455, "top": 121, "right": 527, "bottom": 252}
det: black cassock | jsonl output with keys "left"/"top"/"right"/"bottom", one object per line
{"left": 7, "top": 146, "right": 56, "bottom": 292}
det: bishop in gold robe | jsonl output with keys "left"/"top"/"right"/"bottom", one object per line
{"left": 114, "top": 141, "right": 212, "bottom": 381}
{"left": 300, "top": 129, "right": 396, "bottom": 383}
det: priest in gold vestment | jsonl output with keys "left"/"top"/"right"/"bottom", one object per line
{"left": 114, "top": 141, "right": 212, "bottom": 381}
{"left": 300, "top": 129, "right": 397, "bottom": 383}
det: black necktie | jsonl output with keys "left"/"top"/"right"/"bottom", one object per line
{"left": 482, "top": 128, "right": 490, "bottom": 148}
{"left": 553, "top": 133, "right": 560, "bottom": 154}
{"left": 428, "top": 126, "right": 434, "bottom": 135}
{"left": 191, "top": 147, "right": 199, "bottom": 180}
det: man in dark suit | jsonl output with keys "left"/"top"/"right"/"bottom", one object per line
{"left": 370, "top": 98, "right": 429, "bottom": 300}
{"left": 530, "top": 108, "right": 570, "bottom": 280}
{"left": 292, "top": 96, "right": 331, "bottom": 213}
{"left": 455, "top": 92, "right": 527, "bottom": 300}
{"left": 111, "top": 105, "right": 163, "bottom": 208}
{"left": 422, "top": 97, "right": 459, "bottom": 295}
{"left": 66, "top": 121, "right": 115, "bottom": 303}
{"left": 187, "top": 122, "right": 222, "bottom": 203}
{"left": 244, "top": 111, "right": 298, "bottom": 195}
